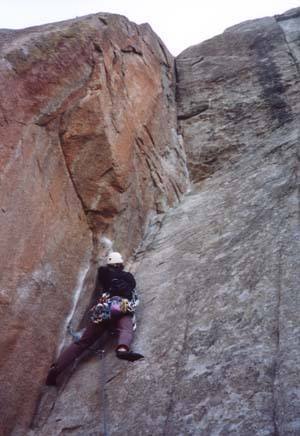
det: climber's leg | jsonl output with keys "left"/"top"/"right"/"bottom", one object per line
{"left": 115, "top": 315, "right": 144, "bottom": 362}
{"left": 46, "top": 322, "right": 106, "bottom": 385}
{"left": 115, "top": 315, "right": 133, "bottom": 351}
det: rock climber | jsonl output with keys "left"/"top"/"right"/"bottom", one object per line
{"left": 46, "top": 251, "right": 144, "bottom": 386}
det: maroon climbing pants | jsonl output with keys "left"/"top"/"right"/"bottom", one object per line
{"left": 55, "top": 315, "right": 134, "bottom": 374}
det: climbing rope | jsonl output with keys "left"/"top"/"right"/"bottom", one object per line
{"left": 67, "top": 322, "right": 109, "bottom": 436}
{"left": 97, "top": 349, "right": 109, "bottom": 436}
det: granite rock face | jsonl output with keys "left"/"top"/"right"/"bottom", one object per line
{"left": 0, "top": 13, "right": 187, "bottom": 435}
{"left": 2, "top": 7, "right": 300, "bottom": 436}
{"left": 106, "top": 10, "right": 299, "bottom": 436}
{"left": 176, "top": 9, "right": 299, "bottom": 184}
{"left": 28, "top": 8, "right": 300, "bottom": 436}
{"left": 120, "top": 142, "right": 300, "bottom": 435}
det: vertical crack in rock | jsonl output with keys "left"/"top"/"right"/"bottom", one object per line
{"left": 162, "top": 292, "right": 191, "bottom": 436}
{"left": 276, "top": 18, "right": 300, "bottom": 76}
{"left": 119, "top": 55, "right": 130, "bottom": 100}
{"left": 0, "top": 13, "right": 191, "bottom": 435}
{"left": 272, "top": 245, "right": 283, "bottom": 436}
{"left": 297, "top": 148, "right": 300, "bottom": 229}
{"left": 4, "top": 9, "right": 300, "bottom": 436}
{"left": 158, "top": 40, "right": 170, "bottom": 67}
{"left": 287, "top": 48, "right": 300, "bottom": 76}
{"left": 272, "top": 147, "right": 300, "bottom": 435}
{"left": 55, "top": 45, "right": 104, "bottom": 227}
{"left": 143, "top": 124, "right": 156, "bottom": 147}
{"left": 0, "top": 101, "right": 9, "bottom": 125}
{"left": 58, "top": 122, "right": 88, "bottom": 216}
{"left": 169, "top": 179, "right": 182, "bottom": 202}
{"left": 57, "top": 264, "right": 91, "bottom": 355}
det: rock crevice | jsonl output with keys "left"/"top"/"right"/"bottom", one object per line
{"left": 0, "top": 13, "right": 188, "bottom": 435}
{"left": 0, "top": 7, "right": 300, "bottom": 436}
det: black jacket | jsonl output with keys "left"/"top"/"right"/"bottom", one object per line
{"left": 95, "top": 266, "right": 136, "bottom": 300}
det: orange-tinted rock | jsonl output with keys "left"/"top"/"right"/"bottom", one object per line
{"left": 0, "top": 14, "right": 188, "bottom": 434}
{"left": 29, "top": 8, "right": 300, "bottom": 436}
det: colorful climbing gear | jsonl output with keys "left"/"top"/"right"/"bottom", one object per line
{"left": 89, "top": 291, "right": 139, "bottom": 324}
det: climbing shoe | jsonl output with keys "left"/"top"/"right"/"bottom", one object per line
{"left": 45, "top": 366, "right": 58, "bottom": 386}
{"left": 116, "top": 350, "right": 144, "bottom": 362}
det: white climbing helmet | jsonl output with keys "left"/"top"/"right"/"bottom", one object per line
{"left": 107, "top": 252, "right": 124, "bottom": 265}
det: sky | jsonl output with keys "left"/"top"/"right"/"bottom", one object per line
{"left": 1, "top": 0, "right": 299, "bottom": 55}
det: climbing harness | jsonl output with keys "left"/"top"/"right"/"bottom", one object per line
{"left": 89, "top": 290, "right": 139, "bottom": 325}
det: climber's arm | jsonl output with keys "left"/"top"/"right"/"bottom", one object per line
{"left": 95, "top": 266, "right": 107, "bottom": 294}
{"left": 124, "top": 272, "right": 136, "bottom": 292}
